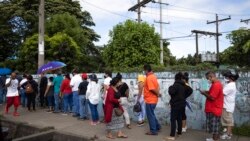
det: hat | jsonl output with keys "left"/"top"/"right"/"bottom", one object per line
{"left": 138, "top": 75, "right": 145, "bottom": 83}
{"left": 89, "top": 74, "right": 98, "bottom": 81}
{"left": 82, "top": 73, "right": 88, "bottom": 79}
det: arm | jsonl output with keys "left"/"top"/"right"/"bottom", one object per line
{"left": 5, "top": 78, "right": 11, "bottom": 87}
{"left": 86, "top": 83, "right": 91, "bottom": 99}
{"left": 44, "top": 85, "right": 50, "bottom": 97}
{"left": 185, "top": 85, "right": 193, "bottom": 98}
{"left": 199, "top": 90, "right": 214, "bottom": 101}
{"left": 168, "top": 85, "right": 175, "bottom": 96}
{"left": 137, "top": 82, "right": 144, "bottom": 100}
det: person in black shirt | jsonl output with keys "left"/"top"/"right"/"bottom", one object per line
{"left": 39, "top": 73, "right": 48, "bottom": 108}
{"left": 78, "top": 73, "right": 89, "bottom": 120}
{"left": 116, "top": 73, "right": 131, "bottom": 129}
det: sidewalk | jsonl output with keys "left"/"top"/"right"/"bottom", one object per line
{"left": 0, "top": 105, "right": 249, "bottom": 141}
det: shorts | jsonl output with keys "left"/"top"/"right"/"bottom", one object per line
{"left": 221, "top": 109, "right": 234, "bottom": 126}
{"left": 206, "top": 112, "right": 221, "bottom": 135}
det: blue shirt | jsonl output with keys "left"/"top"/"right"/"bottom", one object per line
{"left": 53, "top": 75, "right": 63, "bottom": 93}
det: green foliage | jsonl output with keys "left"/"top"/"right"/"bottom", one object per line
{"left": 221, "top": 28, "right": 250, "bottom": 67}
{"left": 18, "top": 33, "right": 81, "bottom": 73}
{"left": 233, "top": 124, "right": 250, "bottom": 137}
{"left": 103, "top": 20, "right": 165, "bottom": 68}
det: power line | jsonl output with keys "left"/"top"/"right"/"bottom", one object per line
{"left": 82, "top": 0, "right": 135, "bottom": 20}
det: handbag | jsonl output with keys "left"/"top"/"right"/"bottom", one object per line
{"left": 114, "top": 108, "right": 123, "bottom": 116}
{"left": 133, "top": 101, "right": 142, "bottom": 113}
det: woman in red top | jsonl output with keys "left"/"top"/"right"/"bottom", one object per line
{"left": 60, "top": 74, "right": 72, "bottom": 115}
{"left": 104, "top": 77, "right": 127, "bottom": 139}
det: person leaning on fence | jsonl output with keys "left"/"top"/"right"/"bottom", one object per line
{"left": 104, "top": 77, "right": 127, "bottom": 139}
{"left": 199, "top": 71, "right": 224, "bottom": 141}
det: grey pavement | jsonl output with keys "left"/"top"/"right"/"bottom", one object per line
{"left": 0, "top": 105, "right": 249, "bottom": 141}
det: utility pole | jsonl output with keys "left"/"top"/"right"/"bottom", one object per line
{"left": 153, "top": 0, "right": 169, "bottom": 65}
{"left": 128, "top": 0, "right": 152, "bottom": 23}
{"left": 241, "top": 18, "right": 250, "bottom": 24}
{"left": 38, "top": 0, "right": 45, "bottom": 69}
{"left": 207, "top": 14, "right": 231, "bottom": 65}
{"left": 191, "top": 30, "right": 222, "bottom": 64}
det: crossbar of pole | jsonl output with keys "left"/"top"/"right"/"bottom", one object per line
{"left": 128, "top": 0, "right": 152, "bottom": 11}
{"left": 191, "top": 30, "right": 222, "bottom": 36}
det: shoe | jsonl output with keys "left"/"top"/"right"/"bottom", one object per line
{"left": 72, "top": 114, "right": 79, "bottom": 117}
{"left": 206, "top": 138, "right": 214, "bottom": 141}
{"left": 145, "top": 132, "right": 158, "bottom": 135}
{"left": 13, "top": 112, "right": 20, "bottom": 116}
{"left": 90, "top": 121, "right": 97, "bottom": 125}
{"left": 61, "top": 113, "right": 68, "bottom": 116}
{"left": 77, "top": 117, "right": 86, "bottom": 121}
{"left": 137, "top": 121, "right": 145, "bottom": 127}
{"left": 182, "top": 126, "right": 187, "bottom": 133}
{"left": 164, "top": 136, "right": 175, "bottom": 140}
{"left": 221, "top": 134, "right": 232, "bottom": 140}
{"left": 53, "top": 111, "right": 60, "bottom": 113}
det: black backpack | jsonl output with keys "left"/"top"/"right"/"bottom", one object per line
{"left": 133, "top": 101, "right": 142, "bottom": 113}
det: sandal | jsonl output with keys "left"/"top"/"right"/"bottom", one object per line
{"left": 164, "top": 136, "right": 175, "bottom": 140}
{"left": 117, "top": 135, "right": 128, "bottom": 138}
{"left": 106, "top": 135, "right": 115, "bottom": 139}
{"left": 145, "top": 132, "right": 158, "bottom": 135}
{"left": 126, "top": 124, "right": 132, "bottom": 129}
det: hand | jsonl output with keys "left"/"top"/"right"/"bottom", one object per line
{"left": 199, "top": 90, "right": 205, "bottom": 95}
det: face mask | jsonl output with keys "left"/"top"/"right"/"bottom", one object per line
{"left": 224, "top": 78, "right": 230, "bottom": 83}
{"left": 104, "top": 75, "right": 107, "bottom": 79}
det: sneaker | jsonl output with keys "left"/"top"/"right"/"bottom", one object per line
{"left": 182, "top": 126, "right": 187, "bottom": 133}
{"left": 13, "top": 112, "right": 20, "bottom": 116}
{"left": 221, "top": 134, "right": 232, "bottom": 140}
{"left": 137, "top": 121, "right": 145, "bottom": 127}
{"left": 206, "top": 138, "right": 214, "bottom": 141}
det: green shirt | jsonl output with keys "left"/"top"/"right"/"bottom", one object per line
{"left": 53, "top": 75, "right": 63, "bottom": 93}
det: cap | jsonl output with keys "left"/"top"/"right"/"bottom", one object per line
{"left": 82, "top": 73, "right": 88, "bottom": 79}
{"left": 138, "top": 75, "right": 145, "bottom": 83}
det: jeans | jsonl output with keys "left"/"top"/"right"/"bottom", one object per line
{"left": 54, "top": 92, "right": 60, "bottom": 112}
{"left": 20, "top": 89, "right": 26, "bottom": 107}
{"left": 120, "top": 97, "right": 130, "bottom": 125}
{"left": 146, "top": 103, "right": 161, "bottom": 134}
{"left": 137, "top": 95, "right": 146, "bottom": 122}
{"left": 47, "top": 95, "right": 54, "bottom": 107}
{"left": 72, "top": 91, "right": 79, "bottom": 115}
{"left": 88, "top": 102, "right": 99, "bottom": 122}
{"left": 79, "top": 95, "right": 88, "bottom": 118}
{"left": 0, "top": 89, "right": 4, "bottom": 104}
{"left": 170, "top": 108, "right": 183, "bottom": 137}
{"left": 63, "top": 93, "right": 72, "bottom": 113}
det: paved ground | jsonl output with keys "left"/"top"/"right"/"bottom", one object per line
{"left": 0, "top": 105, "right": 249, "bottom": 141}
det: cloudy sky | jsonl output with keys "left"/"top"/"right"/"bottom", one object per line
{"left": 79, "top": 0, "right": 250, "bottom": 58}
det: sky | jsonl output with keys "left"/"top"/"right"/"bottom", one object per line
{"left": 78, "top": 0, "right": 250, "bottom": 58}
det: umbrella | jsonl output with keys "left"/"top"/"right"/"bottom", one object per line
{"left": 0, "top": 68, "right": 12, "bottom": 75}
{"left": 37, "top": 61, "right": 66, "bottom": 74}
{"left": 186, "top": 100, "right": 193, "bottom": 112}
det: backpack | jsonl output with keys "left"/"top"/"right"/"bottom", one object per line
{"left": 25, "top": 82, "right": 34, "bottom": 94}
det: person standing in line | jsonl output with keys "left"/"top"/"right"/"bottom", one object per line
{"left": 104, "top": 77, "right": 127, "bottom": 139}
{"left": 0, "top": 75, "right": 7, "bottom": 105}
{"left": 22, "top": 75, "right": 38, "bottom": 112}
{"left": 70, "top": 69, "right": 82, "bottom": 117}
{"left": 53, "top": 72, "right": 63, "bottom": 113}
{"left": 39, "top": 73, "right": 48, "bottom": 108}
{"left": 143, "top": 64, "right": 161, "bottom": 135}
{"left": 5, "top": 72, "right": 20, "bottom": 116}
{"left": 116, "top": 73, "right": 131, "bottom": 129}
{"left": 19, "top": 74, "right": 27, "bottom": 107}
{"left": 102, "top": 70, "right": 112, "bottom": 118}
{"left": 86, "top": 74, "right": 100, "bottom": 125}
{"left": 136, "top": 74, "right": 146, "bottom": 126}
{"left": 220, "top": 71, "right": 239, "bottom": 140}
{"left": 78, "top": 73, "right": 89, "bottom": 120}
{"left": 199, "top": 71, "right": 224, "bottom": 141}
{"left": 181, "top": 72, "right": 193, "bottom": 132}
{"left": 60, "top": 74, "right": 72, "bottom": 115}
{"left": 44, "top": 77, "right": 54, "bottom": 112}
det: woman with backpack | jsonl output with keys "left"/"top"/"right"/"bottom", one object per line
{"left": 22, "top": 75, "right": 38, "bottom": 111}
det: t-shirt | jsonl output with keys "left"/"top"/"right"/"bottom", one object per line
{"left": 86, "top": 81, "right": 100, "bottom": 105}
{"left": 47, "top": 81, "right": 54, "bottom": 96}
{"left": 205, "top": 80, "right": 224, "bottom": 116}
{"left": 223, "top": 82, "right": 237, "bottom": 113}
{"left": 5, "top": 78, "right": 19, "bottom": 97}
{"left": 117, "top": 83, "right": 129, "bottom": 97}
{"left": 20, "top": 78, "right": 27, "bottom": 90}
{"left": 70, "top": 74, "right": 82, "bottom": 92}
{"left": 144, "top": 72, "right": 159, "bottom": 104}
{"left": 53, "top": 75, "right": 63, "bottom": 93}
{"left": 78, "top": 80, "right": 89, "bottom": 95}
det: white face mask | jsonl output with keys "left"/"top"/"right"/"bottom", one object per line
{"left": 224, "top": 78, "right": 230, "bottom": 83}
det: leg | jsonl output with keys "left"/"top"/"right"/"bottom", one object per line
{"left": 170, "top": 108, "right": 177, "bottom": 137}
{"left": 145, "top": 104, "right": 158, "bottom": 135}
{"left": 83, "top": 97, "right": 89, "bottom": 118}
{"left": 0, "top": 89, "right": 3, "bottom": 104}
{"left": 32, "top": 94, "right": 36, "bottom": 110}
{"left": 39, "top": 90, "right": 44, "bottom": 107}
{"left": 63, "top": 94, "right": 68, "bottom": 113}
{"left": 121, "top": 98, "right": 130, "bottom": 126}
{"left": 13, "top": 96, "right": 20, "bottom": 115}
{"left": 27, "top": 94, "right": 32, "bottom": 111}
{"left": 78, "top": 95, "right": 84, "bottom": 118}
{"left": 88, "top": 102, "right": 95, "bottom": 122}
{"left": 5, "top": 97, "right": 14, "bottom": 113}
{"left": 182, "top": 107, "right": 187, "bottom": 130}
{"left": 177, "top": 109, "right": 183, "bottom": 135}
{"left": 54, "top": 93, "right": 59, "bottom": 112}
{"left": 94, "top": 104, "right": 99, "bottom": 122}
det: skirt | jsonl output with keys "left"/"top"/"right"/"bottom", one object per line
{"left": 106, "top": 110, "right": 124, "bottom": 131}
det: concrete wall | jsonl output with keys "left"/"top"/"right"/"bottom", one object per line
{"left": 34, "top": 71, "right": 250, "bottom": 130}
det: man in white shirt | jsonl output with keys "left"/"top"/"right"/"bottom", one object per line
{"left": 221, "top": 71, "right": 239, "bottom": 140}
{"left": 70, "top": 70, "right": 82, "bottom": 117}
{"left": 5, "top": 72, "right": 20, "bottom": 116}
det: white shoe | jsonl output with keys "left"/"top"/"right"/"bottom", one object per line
{"left": 206, "top": 138, "right": 214, "bottom": 141}
{"left": 182, "top": 127, "right": 187, "bottom": 132}
{"left": 221, "top": 134, "right": 232, "bottom": 140}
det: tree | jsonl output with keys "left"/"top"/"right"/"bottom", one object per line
{"left": 221, "top": 28, "right": 250, "bottom": 67}
{"left": 19, "top": 33, "right": 81, "bottom": 73}
{"left": 0, "top": 0, "right": 99, "bottom": 61}
{"left": 103, "top": 20, "right": 168, "bottom": 69}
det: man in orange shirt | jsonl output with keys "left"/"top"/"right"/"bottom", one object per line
{"left": 143, "top": 64, "right": 161, "bottom": 135}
